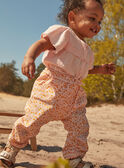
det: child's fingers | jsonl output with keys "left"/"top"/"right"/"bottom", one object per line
{"left": 22, "top": 63, "right": 35, "bottom": 79}
{"left": 108, "top": 64, "right": 116, "bottom": 74}
{"left": 109, "top": 62, "right": 115, "bottom": 65}
{"left": 111, "top": 64, "right": 116, "bottom": 72}
{"left": 29, "top": 64, "right": 35, "bottom": 79}
{"left": 22, "top": 66, "right": 28, "bottom": 76}
{"left": 24, "top": 66, "right": 31, "bottom": 79}
{"left": 108, "top": 63, "right": 115, "bottom": 68}
{"left": 22, "top": 65, "right": 30, "bottom": 79}
{"left": 103, "top": 63, "right": 115, "bottom": 74}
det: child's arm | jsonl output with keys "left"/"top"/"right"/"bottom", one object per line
{"left": 88, "top": 63, "right": 115, "bottom": 75}
{"left": 21, "top": 36, "right": 55, "bottom": 79}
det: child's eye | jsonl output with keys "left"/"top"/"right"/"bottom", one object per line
{"left": 89, "top": 17, "right": 102, "bottom": 25}
{"left": 89, "top": 17, "right": 96, "bottom": 21}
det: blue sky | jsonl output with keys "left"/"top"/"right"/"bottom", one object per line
{"left": 0, "top": 0, "right": 62, "bottom": 80}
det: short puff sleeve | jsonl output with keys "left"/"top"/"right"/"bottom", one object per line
{"left": 41, "top": 25, "right": 70, "bottom": 54}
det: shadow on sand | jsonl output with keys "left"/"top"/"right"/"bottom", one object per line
{"left": 23, "top": 144, "right": 62, "bottom": 152}
{"left": 14, "top": 162, "right": 117, "bottom": 168}
{"left": 0, "top": 143, "right": 62, "bottom": 153}
{"left": 99, "top": 166, "right": 117, "bottom": 168}
{"left": 0, "top": 143, "right": 117, "bottom": 168}
{"left": 15, "top": 162, "right": 45, "bottom": 168}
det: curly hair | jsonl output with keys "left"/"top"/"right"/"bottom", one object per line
{"left": 57, "top": 0, "right": 103, "bottom": 25}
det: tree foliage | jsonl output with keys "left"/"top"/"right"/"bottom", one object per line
{"left": 0, "top": 60, "right": 45, "bottom": 97}
{"left": 46, "top": 158, "right": 70, "bottom": 168}
{"left": 0, "top": 0, "right": 124, "bottom": 104}
{"left": 83, "top": 0, "right": 124, "bottom": 104}
{"left": 0, "top": 61, "right": 24, "bottom": 95}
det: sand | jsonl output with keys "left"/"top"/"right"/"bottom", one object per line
{"left": 0, "top": 92, "right": 124, "bottom": 168}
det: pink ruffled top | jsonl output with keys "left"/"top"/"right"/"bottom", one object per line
{"left": 41, "top": 25, "right": 94, "bottom": 79}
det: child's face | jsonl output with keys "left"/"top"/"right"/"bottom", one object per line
{"left": 69, "top": 0, "right": 104, "bottom": 40}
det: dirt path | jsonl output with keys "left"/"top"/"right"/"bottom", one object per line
{"left": 0, "top": 93, "right": 124, "bottom": 168}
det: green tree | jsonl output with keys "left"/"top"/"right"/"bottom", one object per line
{"left": 0, "top": 61, "right": 23, "bottom": 95}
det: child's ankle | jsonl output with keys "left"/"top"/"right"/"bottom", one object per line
{"left": 69, "top": 157, "right": 82, "bottom": 168}
{"left": 0, "top": 142, "right": 20, "bottom": 165}
{"left": 5, "top": 147, "right": 11, "bottom": 152}
{"left": 5, "top": 142, "right": 20, "bottom": 153}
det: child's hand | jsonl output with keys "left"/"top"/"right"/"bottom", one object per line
{"left": 21, "top": 57, "right": 35, "bottom": 80}
{"left": 101, "top": 63, "right": 116, "bottom": 74}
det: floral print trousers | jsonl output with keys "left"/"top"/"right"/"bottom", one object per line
{"left": 8, "top": 65, "right": 89, "bottom": 159}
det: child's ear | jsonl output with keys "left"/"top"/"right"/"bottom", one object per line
{"left": 68, "top": 11, "right": 76, "bottom": 27}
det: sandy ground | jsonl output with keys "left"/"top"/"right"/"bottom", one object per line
{"left": 0, "top": 92, "right": 124, "bottom": 168}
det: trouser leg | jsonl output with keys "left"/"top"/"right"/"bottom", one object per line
{"left": 8, "top": 96, "right": 54, "bottom": 149}
{"left": 62, "top": 108, "right": 89, "bottom": 159}
{"left": 0, "top": 95, "right": 52, "bottom": 166}
{"left": 7, "top": 67, "right": 76, "bottom": 149}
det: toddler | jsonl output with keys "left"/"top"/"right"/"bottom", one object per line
{"left": 0, "top": 0, "right": 115, "bottom": 168}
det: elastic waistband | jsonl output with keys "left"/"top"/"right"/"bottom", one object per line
{"left": 46, "top": 64, "right": 82, "bottom": 85}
